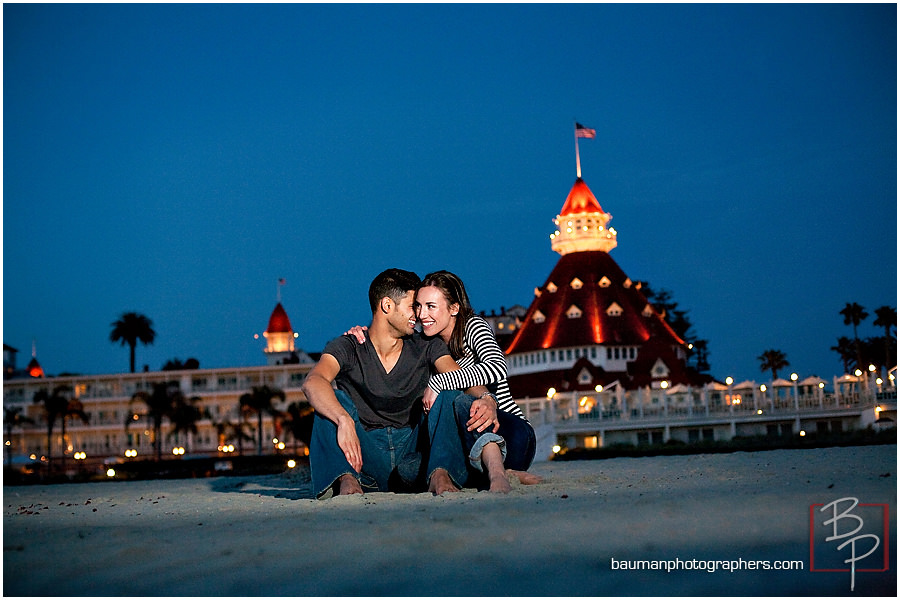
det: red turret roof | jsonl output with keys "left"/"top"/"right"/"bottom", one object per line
{"left": 504, "top": 250, "right": 684, "bottom": 354}
{"left": 559, "top": 178, "right": 604, "bottom": 216}
{"left": 266, "top": 303, "right": 293, "bottom": 334}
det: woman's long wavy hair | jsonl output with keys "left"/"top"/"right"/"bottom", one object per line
{"left": 420, "top": 270, "right": 475, "bottom": 361}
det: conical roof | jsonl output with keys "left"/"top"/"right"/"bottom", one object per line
{"left": 559, "top": 177, "right": 604, "bottom": 216}
{"left": 266, "top": 303, "right": 293, "bottom": 334}
{"left": 505, "top": 250, "right": 684, "bottom": 354}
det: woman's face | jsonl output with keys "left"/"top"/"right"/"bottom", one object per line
{"left": 416, "top": 285, "right": 458, "bottom": 340}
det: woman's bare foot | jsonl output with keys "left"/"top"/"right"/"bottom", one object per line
{"left": 482, "top": 442, "right": 512, "bottom": 493}
{"left": 428, "top": 468, "right": 460, "bottom": 495}
{"left": 337, "top": 473, "right": 363, "bottom": 495}
{"left": 507, "top": 469, "right": 543, "bottom": 485}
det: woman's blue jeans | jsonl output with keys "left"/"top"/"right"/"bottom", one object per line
{"left": 309, "top": 390, "right": 422, "bottom": 499}
{"left": 425, "top": 390, "right": 536, "bottom": 489}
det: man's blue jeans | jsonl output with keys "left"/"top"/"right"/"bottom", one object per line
{"left": 309, "top": 390, "right": 422, "bottom": 499}
{"left": 425, "top": 390, "right": 537, "bottom": 489}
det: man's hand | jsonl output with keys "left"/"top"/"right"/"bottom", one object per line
{"left": 343, "top": 325, "right": 367, "bottom": 344}
{"left": 336, "top": 415, "right": 363, "bottom": 472}
{"left": 467, "top": 393, "right": 500, "bottom": 433}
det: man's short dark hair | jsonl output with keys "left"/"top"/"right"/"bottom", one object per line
{"left": 368, "top": 268, "right": 421, "bottom": 313}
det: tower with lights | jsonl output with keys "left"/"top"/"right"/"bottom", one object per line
{"left": 504, "top": 130, "right": 708, "bottom": 397}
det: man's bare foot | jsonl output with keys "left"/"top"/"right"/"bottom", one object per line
{"left": 428, "top": 468, "right": 460, "bottom": 495}
{"left": 338, "top": 474, "right": 363, "bottom": 495}
{"left": 507, "top": 469, "right": 543, "bottom": 485}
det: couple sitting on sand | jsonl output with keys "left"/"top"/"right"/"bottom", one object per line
{"left": 302, "top": 268, "right": 541, "bottom": 498}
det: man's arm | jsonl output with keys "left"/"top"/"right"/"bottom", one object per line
{"left": 434, "top": 355, "right": 498, "bottom": 433}
{"left": 301, "top": 354, "right": 363, "bottom": 472}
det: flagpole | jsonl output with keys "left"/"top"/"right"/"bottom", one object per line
{"left": 574, "top": 121, "right": 582, "bottom": 179}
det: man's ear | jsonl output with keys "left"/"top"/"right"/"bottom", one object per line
{"left": 379, "top": 296, "right": 393, "bottom": 314}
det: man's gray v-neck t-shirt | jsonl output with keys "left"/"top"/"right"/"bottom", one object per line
{"left": 323, "top": 331, "right": 451, "bottom": 430}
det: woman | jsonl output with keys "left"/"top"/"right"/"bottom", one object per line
{"left": 347, "top": 270, "right": 541, "bottom": 493}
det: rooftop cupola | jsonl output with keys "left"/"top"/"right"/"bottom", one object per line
{"left": 549, "top": 178, "right": 617, "bottom": 255}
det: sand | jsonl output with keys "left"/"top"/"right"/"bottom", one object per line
{"left": 3, "top": 444, "right": 897, "bottom": 597}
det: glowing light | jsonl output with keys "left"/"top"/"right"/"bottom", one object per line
{"left": 876, "top": 378, "right": 883, "bottom": 385}
{"left": 660, "top": 380, "right": 669, "bottom": 389}
{"left": 868, "top": 364, "right": 877, "bottom": 372}
{"left": 287, "top": 459, "right": 297, "bottom": 469}
{"left": 172, "top": 447, "right": 185, "bottom": 455}
{"left": 875, "top": 406, "right": 882, "bottom": 413}
{"left": 594, "top": 384, "right": 603, "bottom": 393}
{"left": 546, "top": 387, "right": 557, "bottom": 399}
{"left": 760, "top": 384, "right": 767, "bottom": 392}
{"left": 125, "top": 449, "right": 137, "bottom": 458}
{"left": 74, "top": 452, "right": 87, "bottom": 460}
{"left": 799, "top": 431, "right": 806, "bottom": 437}
{"left": 790, "top": 373, "right": 798, "bottom": 381}
{"left": 854, "top": 369, "right": 863, "bottom": 376}
{"left": 552, "top": 445, "right": 561, "bottom": 453}
{"left": 725, "top": 377, "right": 734, "bottom": 385}
{"left": 107, "top": 468, "right": 116, "bottom": 477}
{"left": 818, "top": 382, "right": 825, "bottom": 389}
{"left": 757, "top": 409, "right": 763, "bottom": 415}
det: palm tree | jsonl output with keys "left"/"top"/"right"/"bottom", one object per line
{"left": 169, "top": 395, "right": 205, "bottom": 453}
{"left": 32, "top": 385, "right": 72, "bottom": 467}
{"left": 757, "top": 349, "right": 789, "bottom": 381}
{"left": 281, "top": 401, "right": 314, "bottom": 453}
{"left": 873, "top": 306, "right": 897, "bottom": 369}
{"left": 831, "top": 336, "right": 856, "bottom": 374}
{"left": 59, "top": 398, "right": 90, "bottom": 471}
{"left": 4, "top": 406, "right": 34, "bottom": 467}
{"left": 128, "top": 381, "right": 182, "bottom": 461}
{"left": 840, "top": 302, "right": 869, "bottom": 373}
{"left": 110, "top": 312, "right": 156, "bottom": 373}
{"left": 239, "top": 385, "right": 286, "bottom": 455}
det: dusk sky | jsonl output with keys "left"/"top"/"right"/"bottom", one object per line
{"left": 3, "top": 3, "right": 897, "bottom": 384}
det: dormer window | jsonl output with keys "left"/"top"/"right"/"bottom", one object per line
{"left": 534, "top": 287, "right": 542, "bottom": 297}
{"left": 533, "top": 310, "right": 546, "bottom": 324}
{"left": 577, "top": 368, "right": 593, "bottom": 385}
{"left": 598, "top": 276, "right": 611, "bottom": 288}
{"left": 652, "top": 358, "right": 670, "bottom": 377}
{"left": 570, "top": 277, "right": 583, "bottom": 290}
{"left": 566, "top": 305, "right": 583, "bottom": 319}
{"left": 547, "top": 282, "right": 558, "bottom": 294}
{"left": 606, "top": 302, "right": 623, "bottom": 317}
{"left": 624, "top": 278, "right": 632, "bottom": 288}
{"left": 642, "top": 304, "right": 655, "bottom": 317}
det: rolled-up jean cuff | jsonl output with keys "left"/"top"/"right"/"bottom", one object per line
{"left": 469, "top": 433, "right": 506, "bottom": 471}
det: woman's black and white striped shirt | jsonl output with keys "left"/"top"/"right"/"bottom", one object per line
{"left": 427, "top": 315, "right": 527, "bottom": 421}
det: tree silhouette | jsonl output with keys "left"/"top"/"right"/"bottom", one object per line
{"left": 757, "top": 349, "right": 789, "bottom": 380}
{"left": 873, "top": 306, "right": 897, "bottom": 370}
{"left": 831, "top": 336, "right": 855, "bottom": 374}
{"left": 281, "top": 401, "right": 314, "bottom": 452}
{"left": 4, "top": 406, "right": 34, "bottom": 467}
{"left": 839, "top": 303, "right": 868, "bottom": 374}
{"left": 169, "top": 395, "right": 205, "bottom": 452}
{"left": 110, "top": 312, "right": 156, "bottom": 373}
{"left": 32, "top": 385, "right": 72, "bottom": 467}
{"left": 59, "top": 398, "right": 90, "bottom": 471}
{"left": 128, "top": 381, "right": 182, "bottom": 461}
{"left": 239, "top": 385, "right": 286, "bottom": 455}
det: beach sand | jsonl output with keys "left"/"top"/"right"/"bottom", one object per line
{"left": 3, "top": 444, "right": 897, "bottom": 597}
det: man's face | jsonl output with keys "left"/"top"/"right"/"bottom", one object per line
{"left": 388, "top": 290, "right": 417, "bottom": 336}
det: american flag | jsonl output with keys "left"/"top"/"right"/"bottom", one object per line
{"left": 575, "top": 122, "right": 596, "bottom": 138}
{"left": 278, "top": 278, "right": 286, "bottom": 285}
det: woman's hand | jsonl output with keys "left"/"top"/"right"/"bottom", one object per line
{"left": 467, "top": 393, "right": 500, "bottom": 433}
{"left": 343, "top": 325, "right": 368, "bottom": 344}
{"left": 422, "top": 387, "right": 438, "bottom": 413}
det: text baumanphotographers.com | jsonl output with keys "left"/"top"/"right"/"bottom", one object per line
{"left": 610, "top": 558, "right": 805, "bottom": 573}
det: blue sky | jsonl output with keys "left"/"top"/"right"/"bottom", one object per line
{"left": 3, "top": 3, "right": 896, "bottom": 383}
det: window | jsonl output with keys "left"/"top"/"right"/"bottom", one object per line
{"left": 534, "top": 287, "right": 542, "bottom": 297}
{"left": 566, "top": 305, "right": 583, "bottom": 319}
{"left": 533, "top": 310, "right": 546, "bottom": 323}
{"left": 642, "top": 304, "right": 655, "bottom": 317}
{"left": 546, "top": 282, "right": 558, "bottom": 293}
{"left": 606, "top": 302, "right": 623, "bottom": 317}
{"left": 623, "top": 278, "right": 632, "bottom": 288}
{"left": 598, "top": 276, "right": 611, "bottom": 288}
{"left": 570, "top": 277, "right": 583, "bottom": 290}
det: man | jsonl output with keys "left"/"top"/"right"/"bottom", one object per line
{"left": 303, "top": 268, "right": 495, "bottom": 498}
